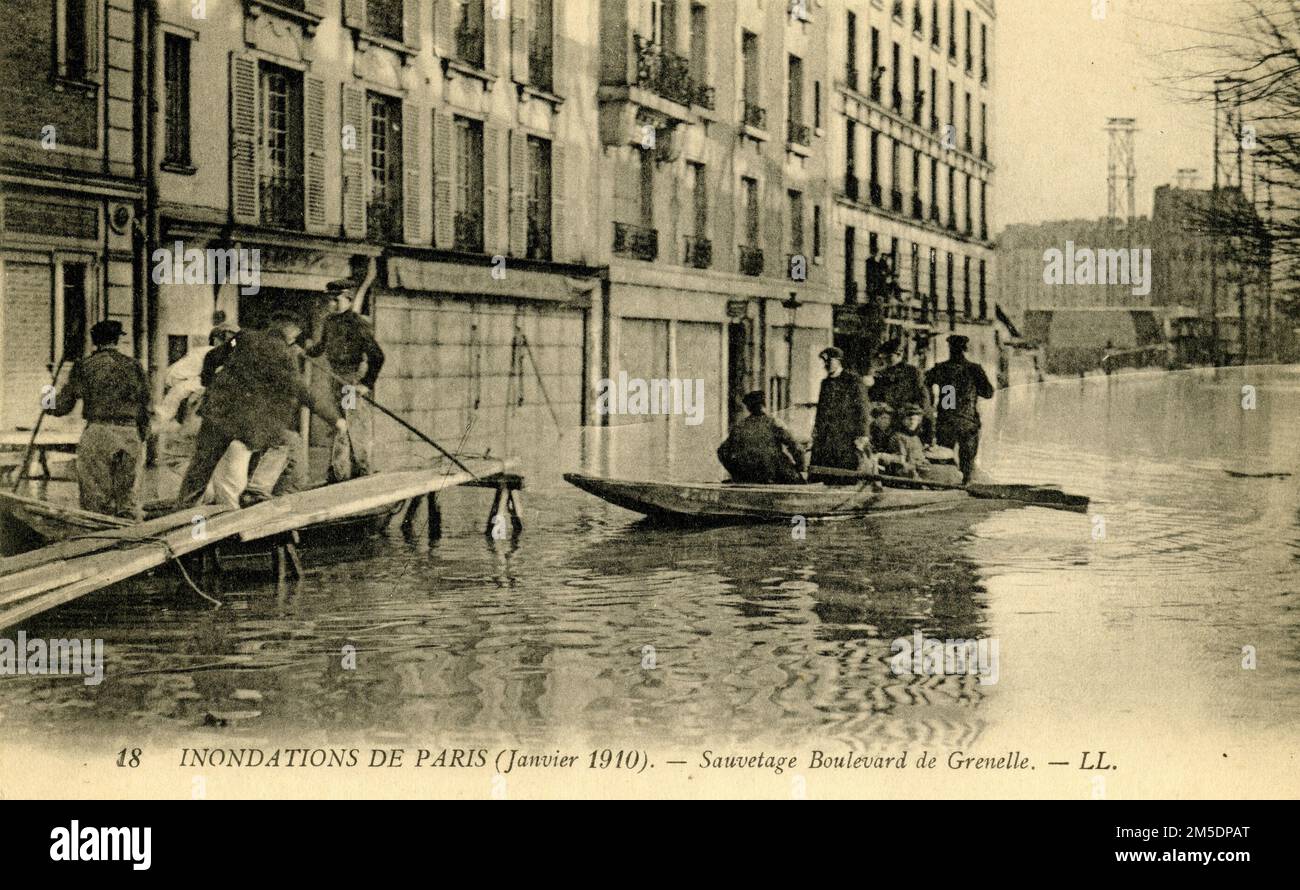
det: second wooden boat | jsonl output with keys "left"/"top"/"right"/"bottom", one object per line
{"left": 563, "top": 472, "right": 970, "bottom": 523}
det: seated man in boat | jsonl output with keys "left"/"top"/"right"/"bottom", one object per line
{"left": 306, "top": 279, "right": 385, "bottom": 481}
{"left": 717, "top": 390, "right": 805, "bottom": 484}
{"left": 891, "top": 404, "right": 964, "bottom": 485}
{"left": 45, "top": 320, "right": 151, "bottom": 520}
{"left": 176, "top": 311, "right": 346, "bottom": 509}
{"left": 810, "top": 347, "right": 873, "bottom": 484}
{"left": 869, "top": 404, "right": 909, "bottom": 476}
{"left": 868, "top": 337, "right": 931, "bottom": 439}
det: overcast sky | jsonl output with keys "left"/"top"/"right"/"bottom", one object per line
{"left": 994, "top": 0, "right": 1246, "bottom": 228}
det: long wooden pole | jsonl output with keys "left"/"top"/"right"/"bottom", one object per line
{"left": 301, "top": 353, "right": 480, "bottom": 482}
{"left": 12, "top": 355, "right": 69, "bottom": 492}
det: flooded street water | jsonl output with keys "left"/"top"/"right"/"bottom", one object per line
{"left": 3, "top": 368, "right": 1299, "bottom": 776}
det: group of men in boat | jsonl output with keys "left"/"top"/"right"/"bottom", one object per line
{"left": 717, "top": 333, "right": 994, "bottom": 487}
{"left": 43, "top": 279, "right": 383, "bottom": 520}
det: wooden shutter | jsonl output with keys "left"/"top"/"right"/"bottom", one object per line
{"left": 229, "top": 54, "right": 259, "bottom": 225}
{"left": 484, "top": 124, "right": 505, "bottom": 254}
{"left": 402, "top": 100, "right": 424, "bottom": 244}
{"left": 551, "top": 0, "right": 563, "bottom": 96}
{"left": 304, "top": 76, "right": 328, "bottom": 233}
{"left": 433, "top": 110, "right": 454, "bottom": 248}
{"left": 508, "top": 129, "right": 528, "bottom": 257}
{"left": 510, "top": 11, "right": 529, "bottom": 84}
{"left": 343, "top": 0, "right": 367, "bottom": 30}
{"left": 435, "top": 0, "right": 453, "bottom": 55}
{"left": 341, "top": 85, "right": 367, "bottom": 239}
{"left": 403, "top": 0, "right": 422, "bottom": 49}
{"left": 305, "top": 0, "right": 327, "bottom": 16}
{"left": 550, "top": 141, "right": 565, "bottom": 261}
{"left": 484, "top": 4, "right": 500, "bottom": 74}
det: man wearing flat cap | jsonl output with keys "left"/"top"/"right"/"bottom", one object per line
{"left": 924, "top": 333, "right": 994, "bottom": 483}
{"left": 306, "top": 278, "right": 385, "bottom": 478}
{"left": 869, "top": 337, "right": 930, "bottom": 421}
{"left": 716, "top": 390, "right": 805, "bottom": 484}
{"left": 810, "top": 345, "right": 873, "bottom": 482}
{"left": 46, "top": 319, "right": 151, "bottom": 519}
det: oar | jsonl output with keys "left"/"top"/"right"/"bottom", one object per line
{"left": 809, "top": 465, "right": 1090, "bottom": 514}
{"left": 1224, "top": 470, "right": 1291, "bottom": 479}
{"left": 12, "top": 354, "right": 70, "bottom": 492}
{"left": 301, "top": 353, "right": 480, "bottom": 482}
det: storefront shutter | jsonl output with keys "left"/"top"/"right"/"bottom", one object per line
{"left": 402, "top": 100, "right": 424, "bottom": 244}
{"left": 508, "top": 129, "right": 528, "bottom": 257}
{"left": 433, "top": 110, "right": 454, "bottom": 248}
{"left": 304, "top": 76, "right": 328, "bottom": 233}
{"left": 341, "top": 84, "right": 367, "bottom": 239}
{"left": 484, "top": 123, "right": 505, "bottom": 254}
{"left": 230, "top": 54, "right": 259, "bottom": 225}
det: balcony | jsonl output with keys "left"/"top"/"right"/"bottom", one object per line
{"left": 890, "top": 188, "right": 903, "bottom": 213}
{"left": 613, "top": 221, "right": 658, "bottom": 261}
{"left": 693, "top": 83, "right": 715, "bottom": 110}
{"left": 869, "top": 182, "right": 882, "bottom": 207}
{"left": 455, "top": 20, "right": 486, "bottom": 69}
{"left": 911, "top": 194, "right": 924, "bottom": 220}
{"left": 260, "top": 173, "right": 304, "bottom": 230}
{"left": 743, "top": 101, "right": 767, "bottom": 130}
{"left": 844, "top": 173, "right": 860, "bottom": 201}
{"left": 454, "top": 210, "right": 484, "bottom": 253}
{"left": 366, "top": 195, "right": 402, "bottom": 244}
{"left": 891, "top": 90, "right": 903, "bottom": 113}
{"left": 634, "top": 34, "right": 697, "bottom": 108}
{"left": 683, "top": 235, "right": 712, "bottom": 269}
{"left": 787, "top": 120, "right": 811, "bottom": 147}
{"left": 738, "top": 244, "right": 764, "bottom": 276}
{"left": 527, "top": 217, "right": 552, "bottom": 260}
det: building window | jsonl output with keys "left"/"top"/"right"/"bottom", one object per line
{"left": 845, "top": 120, "right": 857, "bottom": 197}
{"left": 912, "top": 55, "right": 923, "bottom": 124}
{"left": 965, "top": 9, "right": 973, "bottom": 72}
{"left": 948, "top": 0, "right": 957, "bottom": 59}
{"left": 742, "top": 177, "right": 759, "bottom": 247}
{"left": 162, "top": 34, "right": 192, "bottom": 169}
{"left": 684, "top": 160, "right": 710, "bottom": 268}
{"left": 787, "top": 55, "right": 807, "bottom": 145}
{"left": 891, "top": 41, "right": 901, "bottom": 111}
{"left": 369, "top": 0, "right": 405, "bottom": 43}
{"left": 689, "top": 4, "right": 708, "bottom": 91}
{"left": 845, "top": 10, "right": 858, "bottom": 90}
{"left": 454, "top": 117, "right": 485, "bottom": 252}
{"left": 55, "top": 0, "right": 97, "bottom": 83}
{"left": 945, "top": 251, "right": 955, "bottom": 321}
{"left": 869, "top": 27, "right": 881, "bottom": 102}
{"left": 844, "top": 225, "right": 857, "bottom": 303}
{"left": 980, "top": 23, "right": 988, "bottom": 82}
{"left": 928, "top": 247, "right": 937, "bottom": 316}
{"left": 260, "top": 65, "right": 304, "bottom": 230}
{"left": 931, "top": 0, "right": 940, "bottom": 48}
{"left": 59, "top": 262, "right": 88, "bottom": 366}
{"left": 741, "top": 31, "right": 761, "bottom": 125}
{"left": 814, "top": 80, "right": 822, "bottom": 130}
{"left": 788, "top": 189, "right": 804, "bottom": 256}
{"left": 978, "top": 259, "right": 987, "bottom": 318}
{"left": 963, "top": 255, "right": 972, "bottom": 316}
{"left": 456, "top": 0, "right": 486, "bottom": 68}
{"left": 529, "top": 0, "right": 555, "bottom": 91}
{"left": 526, "top": 135, "right": 552, "bottom": 260}
{"left": 929, "top": 156, "right": 939, "bottom": 219}
{"left": 812, "top": 204, "right": 822, "bottom": 260}
{"left": 367, "top": 93, "right": 403, "bottom": 243}
{"left": 638, "top": 146, "right": 655, "bottom": 229}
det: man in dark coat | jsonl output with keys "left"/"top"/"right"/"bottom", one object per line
{"left": 47, "top": 320, "right": 151, "bottom": 519}
{"left": 869, "top": 337, "right": 929, "bottom": 414}
{"left": 717, "top": 390, "right": 805, "bottom": 484}
{"left": 176, "top": 312, "right": 345, "bottom": 508}
{"left": 810, "top": 346, "right": 872, "bottom": 483}
{"left": 924, "top": 334, "right": 994, "bottom": 483}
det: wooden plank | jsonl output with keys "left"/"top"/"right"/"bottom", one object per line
{"left": 0, "top": 567, "right": 90, "bottom": 604}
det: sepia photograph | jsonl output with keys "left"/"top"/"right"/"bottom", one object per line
{"left": 0, "top": 0, "right": 1295, "bottom": 820}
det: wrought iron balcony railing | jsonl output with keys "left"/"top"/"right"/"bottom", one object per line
{"left": 633, "top": 34, "right": 697, "bottom": 107}
{"left": 260, "top": 173, "right": 304, "bottom": 230}
{"left": 743, "top": 101, "right": 767, "bottom": 130}
{"left": 613, "top": 221, "right": 658, "bottom": 261}
{"left": 366, "top": 195, "right": 402, "bottom": 244}
{"left": 788, "top": 120, "right": 811, "bottom": 146}
{"left": 454, "top": 210, "right": 484, "bottom": 253}
{"left": 693, "top": 83, "right": 715, "bottom": 110}
{"left": 738, "top": 244, "right": 764, "bottom": 276}
{"left": 683, "top": 235, "right": 712, "bottom": 269}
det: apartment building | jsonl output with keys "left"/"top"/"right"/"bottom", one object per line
{"left": 0, "top": 0, "right": 144, "bottom": 433}
{"left": 829, "top": 0, "right": 996, "bottom": 374}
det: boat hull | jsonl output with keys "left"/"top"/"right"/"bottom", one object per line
{"left": 563, "top": 473, "right": 970, "bottom": 523}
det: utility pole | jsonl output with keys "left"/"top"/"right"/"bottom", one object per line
{"left": 1212, "top": 77, "right": 1243, "bottom": 367}
{"left": 1105, "top": 118, "right": 1137, "bottom": 309}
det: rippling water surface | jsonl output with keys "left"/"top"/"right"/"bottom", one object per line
{"left": 3, "top": 367, "right": 1298, "bottom": 755}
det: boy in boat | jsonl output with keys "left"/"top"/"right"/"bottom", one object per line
{"left": 176, "top": 311, "right": 346, "bottom": 509}
{"left": 924, "top": 334, "right": 994, "bottom": 483}
{"left": 810, "top": 346, "right": 873, "bottom": 483}
{"left": 717, "top": 390, "right": 805, "bottom": 484}
{"left": 306, "top": 279, "right": 385, "bottom": 480}
{"left": 46, "top": 320, "right": 151, "bottom": 520}
{"left": 892, "top": 404, "right": 964, "bottom": 485}
{"left": 869, "top": 404, "right": 909, "bottom": 476}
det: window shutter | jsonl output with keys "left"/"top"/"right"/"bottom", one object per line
{"left": 435, "top": 0, "right": 453, "bottom": 56}
{"left": 304, "top": 76, "right": 328, "bottom": 233}
{"left": 484, "top": 124, "right": 505, "bottom": 254}
{"left": 433, "top": 110, "right": 454, "bottom": 248}
{"left": 402, "top": 100, "right": 424, "bottom": 244}
{"left": 229, "top": 54, "right": 259, "bottom": 226}
{"left": 508, "top": 129, "right": 528, "bottom": 257}
{"left": 343, "top": 0, "right": 367, "bottom": 30}
{"left": 341, "top": 85, "right": 367, "bottom": 239}
{"left": 510, "top": 11, "right": 529, "bottom": 84}
{"left": 484, "top": 7, "right": 500, "bottom": 74}
{"left": 305, "top": 0, "right": 327, "bottom": 16}
{"left": 550, "top": 142, "right": 566, "bottom": 261}
{"left": 403, "top": 0, "right": 422, "bottom": 49}
{"left": 551, "top": 0, "right": 564, "bottom": 96}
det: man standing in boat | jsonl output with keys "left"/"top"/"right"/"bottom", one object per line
{"left": 717, "top": 390, "right": 805, "bottom": 484}
{"left": 924, "top": 334, "right": 994, "bottom": 483}
{"left": 306, "top": 279, "right": 385, "bottom": 480}
{"left": 869, "top": 337, "right": 930, "bottom": 427}
{"left": 46, "top": 320, "right": 151, "bottom": 519}
{"left": 810, "top": 346, "right": 873, "bottom": 483}
{"left": 176, "top": 311, "right": 345, "bottom": 508}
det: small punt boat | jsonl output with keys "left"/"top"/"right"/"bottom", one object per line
{"left": 563, "top": 473, "right": 970, "bottom": 524}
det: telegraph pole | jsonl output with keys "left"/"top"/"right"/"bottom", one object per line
{"left": 1104, "top": 118, "right": 1137, "bottom": 309}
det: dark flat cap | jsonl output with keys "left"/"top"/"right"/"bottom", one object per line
{"left": 819, "top": 346, "right": 844, "bottom": 360}
{"left": 741, "top": 390, "right": 766, "bottom": 410}
{"left": 948, "top": 334, "right": 970, "bottom": 349}
{"left": 877, "top": 337, "right": 902, "bottom": 356}
{"left": 90, "top": 319, "right": 124, "bottom": 345}
{"left": 324, "top": 278, "right": 358, "bottom": 293}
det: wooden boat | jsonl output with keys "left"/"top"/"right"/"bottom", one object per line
{"left": 563, "top": 472, "right": 971, "bottom": 523}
